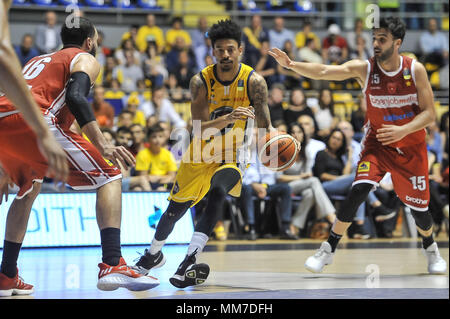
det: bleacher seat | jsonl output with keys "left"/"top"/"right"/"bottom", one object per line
{"left": 110, "top": 0, "right": 135, "bottom": 9}
{"left": 12, "top": 0, "right": 30, "bottom": 5}
{"left": 31, "top": 0, "right": 56, "bottom": 6}
{"left": 58, "top": 0, "right": 82, "bottom": 7}
{"left": 137, "top": 0, "right": 162, "bottom": 9}
{"left": 294, "top": 0, "right": 314, "bottom": 12}
{"left": 237, "top": 0, "right": 260, "bottom": 11}
{"left": 84, "top": 0, "right": 110, "bottom": 8}
{"left": 266, "top": 0, "right": 289, "bottom": 12}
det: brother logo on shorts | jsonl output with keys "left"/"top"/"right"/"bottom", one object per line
{"left": 406, "top": 195, "right": 428, "bottom": 205}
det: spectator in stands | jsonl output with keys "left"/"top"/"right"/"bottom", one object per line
{"left": 135, "top": 124, "right": 178, "bottom": 191}
{"left": 165, "top": 17, "right": 192, "bottom": 52}
{"left": 124, "top": 95, "right": 146, "bottom": 127}
{"left": 420, "top": 18, "right": 449, "bottom": 70}
{"left": 277, "top": 123, "right": 336, "bottom": 237}
{"left": 426, "top": 121, "right": 444, "bottom": 164}
{"left": 140, "top": 86, "right": 186, "bottom": 128}
{"left": 298, "top": 37, "right": 323, "bottom": 64}
{"left": 165, "top": 36, "right": 196, "bottom": 74}
{"left": 92, "top": 85, "right": 115, "bottom": 129}
{"left": 113, "top": 50, "right": 144, "bottom": 93}
{"left": 312, "top": 88, "right": 337, "bottom": 141}
{"left": 346, "top": 18, "right": 372, "bottom": 55}
{"left": 166, "top": 74, "right": 185, "bottom": 103}
{"left": 284, "top": 87, "right": 315, "bottom": 127}
{"left": 336, "top": 120, "right": 360, "bottom": 171}
{"left": 98, "top": 56, "right": 117, "bottom": 88}
{"left": 101, "top": 128, "right": 116, "bottom": 146}
{"left": 297, "top": 114, "right": 325, "bottom": 172}
{"left": 427, "top": 149, "right": 448, "bottom": 236}
{"left": 114, "top": 126, "right": 151, "bottom": 192}
{"left": 349, "top": 35, "right": 371, "bottom": 61}
{"left": 268, "top": 16, "right": 295, "bottom": 51}
{"left": 268, "top": 83, "right": 286, "bottom": 125}
{"left": 141, "top": 40, "right": 167, "bottom": 89}
{"left": 242, "top": 14, "right": 269, "bottom": 68}
{"left": 254, "top": 40, "right": 279, "bottom": 88}
{"left": 350, "top": 93, "right": 366, "bottom": 142}
{"left": 34, "top": 11, "right": 62, "bottom": 54}
{"left": 240, "top": 129, "right": 298, "bottom": 240}
{"left": 96, "top": 30, "right": 111, "bottom": 67}
{"left": 313, "top": 129, "right": 369, "bottom": 239}
{"left": 194, "top": 36, "right": 214, "bottom": 73}
{"left": 129, "top": 123, "right": 148, "bottom": 157}
{"left": 273, "top": 120, "right": 287, "bottom": 133}
{"left": 439, "top": 111, "right": 449, "bottom": 160}
{"left": 276, "top": 40, "right": 303, "bottom": 89}
{"left": 136, "top": 14, "right": 165, "bottom": 54}
{"left": 117, "top": 110, "right": 135, "bottom": 129}
{"left": 114, "top": 38, "right": 141, "bottom": 65}
{"left": 14, "top": 34, "right": 39, "bottom": 66}
{"left": 322, "top": 24, "right": 348, "bottom": 65}
{"left": 295, "top": 20, "right": 321, "bottom": 51}
{"left": 173, "top": 50, "right": 197, "bottom": 90}
{"left": 191, "top": 16, "right": 209, "bottom": 50}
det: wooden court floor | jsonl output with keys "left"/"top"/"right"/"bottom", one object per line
{"left": 0, "top": 237, "right": 448, "bottom": 300}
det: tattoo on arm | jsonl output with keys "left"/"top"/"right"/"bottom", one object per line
{"left": 190, "top": 74, "right": 207, "bottom": 101}
{"left": 249, "top": 73, "right": 271, "bottom": 128}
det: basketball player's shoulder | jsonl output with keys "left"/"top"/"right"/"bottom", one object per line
{"left": 247, "top": 71, "right": 268, "bottom": 99}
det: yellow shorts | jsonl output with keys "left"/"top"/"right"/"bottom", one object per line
{"left": 168, "top": 162, "right": 244, "bottom": 207}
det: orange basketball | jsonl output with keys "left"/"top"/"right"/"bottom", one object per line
{"left": 257, "top": 131, "right": 300, "bottom": 171}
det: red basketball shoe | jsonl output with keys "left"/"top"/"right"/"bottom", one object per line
{"left": 0, "top": 269, "right": 34, "bottom": 297}
{"left": 97, "top": 257, "right": 159, "bottom": 291}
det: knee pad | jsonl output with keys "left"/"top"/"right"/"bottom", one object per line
{"left": 336, "top": 182, "right": 373, "bottom": 223}
{"left": 410, "top": 209, "right": 433, "bottom": 231}
{"left": 164, "top": 200, "right": 191, "bottom": 221}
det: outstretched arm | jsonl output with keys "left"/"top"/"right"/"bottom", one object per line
{"left": 268, "top": 47, "right": 367, "bottom": 84}
{"left": 0, "top": 0, "right": 68, "bottom": 183}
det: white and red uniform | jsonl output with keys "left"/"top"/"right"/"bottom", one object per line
{"left": 0, "top": 48, "right": 121, "bottom": 198}
{"left": 354, "top": 55, "right": 429, "bottom": 211}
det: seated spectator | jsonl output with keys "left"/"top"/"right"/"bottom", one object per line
{"left": 254, "top": 40, "right": 279, "bottom": 88}
{"left": 322, "top": 24, "right": 348, "bottom": 65}
{"left": 91, "top": 86, "right": 115, "bottom": 129}
{"left": 117, "top": 110, "right": 135, "bottom": 129}
{"left": 114, "top": 126, "right": 150, "bottom": 192}
{"left": 268, "top": 16, "right": 295, "bottom": 51}
{"left": 165, "top": 36, "right": 196, "bottom": 75}
{"left": 350, "top": 93, "right": 366, "bottom": 142}
{"left": 124, "top": 95, "right": 146, "bottom": 127}
{"left": 14, "top": 34, "right": 39, "bottom": 66}
{"left": 129, "top": 123, "right": 148, "bottom": 157}
{"left": 295, "top": 20, "right": 321, "bottom": 51}
{"left": 101, "top": 128, "right": 116, "bottom": 146}
{"left": 297, "top": 114, "right": 325, "bottom": 172}
{"left": 165, "top": 17, "right": 192, "bottom": 52}
{"left": 268, "top": 83, "right": 286, "bottom": 125}
{"left": 114, "top": 38, "right": 141, "bottom": 65}
{"left": 194, "top": 36, "right": 214, "bottom": 73}
{"left": 173, "top": 50, "right": 197, "bottom": 90}
{"left": 419, "top": 18, "right": 449, "bottom": 71}
{"left": 313, "top": 129, "right": 369, "bottom": 239}
{"left": 97, "top": 56, "right": 117, "bottom": 88}
{"left": 141, "top": 40, "right": 168, "bottom": 89}
{"left": 112, "top": 50, "right": 144, "bottom": 93}
{"left": 346, "top": 18, "right": 372, "bottom": 55}
{"left": 426, "top": 121, "right": 444, "bottom": 164}
{"left": 273, "top": 119, "right": 287, "bottom": 133}
{"left": 135, "top": 124, "right": 178, "bottom": 191}
{"left": 135, "top": 14, "right": 165, "bottom": 54}
{"left": 277, "top": 123, "right": 336, "bottom": 237}
{"left": 240, "top": 129, "right": 298, "bottom": 240}
{"left": 190, "top": 16, "right": 209, "bottom": 50}
{"left": 242, "top": 14, "right": 269, "bottom": 68}
{"left": 312, "top": 88, "right": 337, "bottom": 140}
{"left": 96, "top": 30, "right": 112, "bottom": 67}
{"left": 34, "top": 11, "right": 61, "bottom": 54}
{"left": 349, "top": 35, "right": 371, "bottom": 61}
{"left": 284, "top": 87, "right": 315, "bottom": 127}
{"left": 140, "top": 86, "right": 186, "bottom": 128}
{"left": 298, "top": 37, "right": 323, "bottom": 64}
{"left": 440, "top": 110, "right": 449, "bottom": 160}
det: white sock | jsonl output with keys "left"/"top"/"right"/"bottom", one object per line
{"left": 186, "top": 232, "right": 209, "bottom": 257}
{"left": 149, "top": 238, "right": 166, "bottom": 255}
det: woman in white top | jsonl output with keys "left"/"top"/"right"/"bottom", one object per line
{"left": 277, "top": 123, "right": 336, "bottom": 235}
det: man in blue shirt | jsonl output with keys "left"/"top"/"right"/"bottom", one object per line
{"left": 14, "top": 34, "right": 39, "bottom": 66}
{"left": 420, "top": 18, "right": 449, "bottom": 69}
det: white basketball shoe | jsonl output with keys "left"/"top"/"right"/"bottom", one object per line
{"left": 423, "top": 242, "right": 447, "bottom": 274}
{"left": 305, "top": 242, "right": 334, "bottom": 273}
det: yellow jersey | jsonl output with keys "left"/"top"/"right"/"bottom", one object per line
{"left": 184, "top": 63, "right": 255, "bottom": 165}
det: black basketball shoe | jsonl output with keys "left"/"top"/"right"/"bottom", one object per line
{"left": 169, "top": 249, "right": 210, "bottom": 288}
{"left": 133, "top": 249, "right": 166, "bottom": 275}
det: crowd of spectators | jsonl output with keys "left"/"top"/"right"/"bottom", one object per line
{"left": 11, "top": 11, "right": 449, "bottom": 241}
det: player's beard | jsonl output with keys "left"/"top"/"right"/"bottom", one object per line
{"left": 376, "top": 43, "right": 395, "bottom": 62}
{"left": 219, "top": 59, "right": 233, "bottom": 72}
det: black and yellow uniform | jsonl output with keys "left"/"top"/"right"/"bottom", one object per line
{"left": 169, "top": 63, "right": 255, "bottom": 206}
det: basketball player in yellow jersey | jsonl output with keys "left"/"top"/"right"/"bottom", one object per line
{"left": 134, "top": 20, "right": 275, "bottom": 288}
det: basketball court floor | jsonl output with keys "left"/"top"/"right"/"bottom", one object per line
{"left": 1, "top": 237, "right": 448, "bottom": 300}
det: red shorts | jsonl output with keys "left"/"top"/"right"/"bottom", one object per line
{"left": 353, "top": 140, "right": 429, "bottom": 211}
{"left": 0, "top": 113, "right": 121, "bottom": 199}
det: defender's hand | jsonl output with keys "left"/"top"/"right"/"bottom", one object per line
{"left": 268, "top": 48, "right": 294, "bottom": 69}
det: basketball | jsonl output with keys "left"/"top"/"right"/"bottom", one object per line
{"left": 258, "top": 131, "right": 300, "bottom": 171}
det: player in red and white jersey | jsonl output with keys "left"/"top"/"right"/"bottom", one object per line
{"left": 0, "top": 17, "right": 159, "bottom": 296}
{"left": 269, "top": 17, "right": 446, "bottom": 274}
